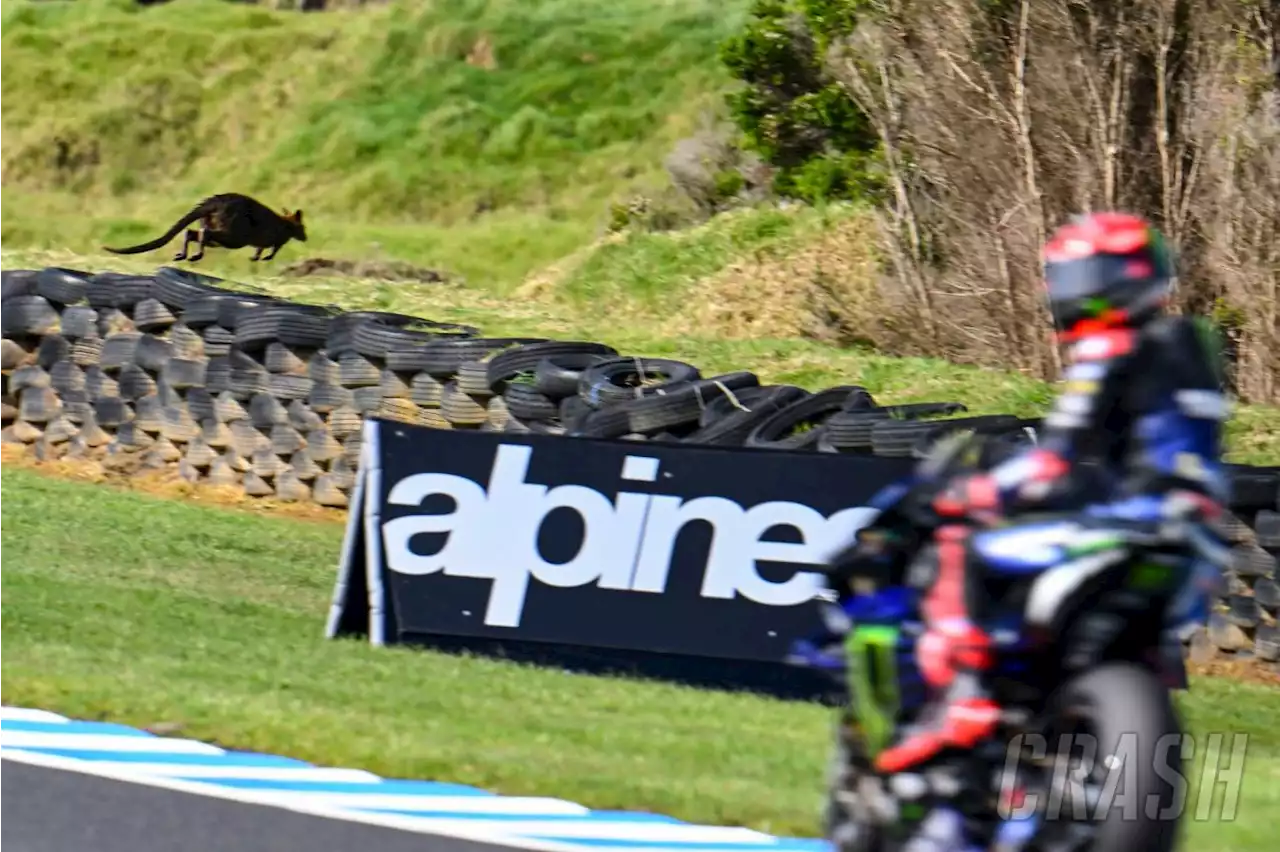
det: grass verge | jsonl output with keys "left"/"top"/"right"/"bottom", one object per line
{"left": 1, "top": 467, "right": 1278, "bottom": 847}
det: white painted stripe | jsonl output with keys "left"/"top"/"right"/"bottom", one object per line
{"left": 369, "top": 819, "right": 780, "bottom": 844}
{"left": 0, "top": 707, "right": 69, "bottom": 724}
{"left": 0, "top": 749, "right": 597, "bottom": 852}
{"left": 0, "top": 752, "right": 381, "bottom": 783}
{"left": 250, "top": 790, "right": 590, "bottom": 815}
{"left": 0, "top": 731, "right": 224, "bottom": 754}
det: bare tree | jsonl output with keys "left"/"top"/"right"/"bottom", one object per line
{"left": 820, "top": 0, "right": 1278, "bottom": 401}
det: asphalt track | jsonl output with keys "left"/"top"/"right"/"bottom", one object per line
{"left": 0, "top": 706, "right": 830, "bottom": 852}
{"left": 2, "top": 759, "right": 515, "bottom": 852}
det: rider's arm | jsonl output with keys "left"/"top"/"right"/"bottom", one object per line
{"left": 954, "top": 318, "right": 1230, "bottom": 521}
{"left": 1121, "top": 315, "right": 1231, "bottom": 505}
{"left": 932, "top": 329, "right": 1135, "bottom": 519}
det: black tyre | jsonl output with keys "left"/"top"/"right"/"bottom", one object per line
{"left": 576, "top": 405, "right": 633, "bottom": 439}
{"left": 398, "top": 337, "right": 547, "bottom": 379}
{"left": 343, "top": 315, "right": 479, "bottom": 360}
{"left": 745, "top": 386, "right": 868, "bottom": 451}
{"left": 906, "top": 411, "right": 1034, "bottom": 455}
{"left": 871, "top": 414, "right": 1020, "bottom": 458}
{"left": 86, "top": 273, "right": 154, "bottom": 310}
{"left": 99, "top": 333, "right": 142, "bottom": 372}
{"left": 504, "top": 383, "right": 560, "bottom": 422}
{"left": 2, "top": 270, "right": 40, "bottom": 300}
{"left": 201, "top": 325, "right": 235, "bottom": 356}
{"left": 533, "top": 352, "right": 615, "bottom": 399}
{"left": 1, "top": 295, "right": 60, "bottom": 336}
{"left": 134, "top": 334, "right": 175, "bottom": 373}
{"left": 36, "top": 335, "right": 71, "bottom": 370}
{"left": 234, "top": 305, "right": 334, "bottom": 349}
{"left": 441, "top": 381, "right": 488, "bottom": 426}
{"left": 325, "top": 311, "right": 424, "bottom": 357}
{"left": 1225, "top": 465, "right": 1280, "bottom": 511}
{"left": 685, "top": 385, "right": 810, "bottom": 447}
{"left": 269, "top": 374, "right": 314, "bottom": 401}
{"left": 559, "top": 394, "right": 592, "bottom": 431}
{"left": 35, "top": 267, "right": 92, "bottom": 305}
{"left": 486, "top": 341, "right": 617, "bottom": 394}
{"left": 131, "top": 298, "right": 178, "bottom": 332}
{"left": 186, "top": 388, "right": 216, "bottom": 422}
{"left": 59, "top": 306, "right": 99, "bottom": 340}
{"left": 578, "top": 357, "right": 701, "bottom": 407}
{"left": 204, "top": 357, "right": 232, "bottom": 394}
{"left": 456, "top": 360, "right": 495, "bottom": 397}
{"left": 153, "top": 266, "right": 232, "bottom": 309}
{"left": 338, "top": 353, "right": 383, "bottom": 388}
{"left": 1032, "top": 663, "right": 1182, "bottom": 852}
{"left": 626, "top": 372, "right": 760, "bottom": 435}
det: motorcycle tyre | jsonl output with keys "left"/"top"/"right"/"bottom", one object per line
{"left": 1038, "top": 662, "right": 1182, "bottom": 852}
{"left": 824, "top": 716, "right": 893, "bottom": 852}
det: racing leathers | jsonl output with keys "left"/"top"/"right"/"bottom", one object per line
{"left": 872, "top": 314, "right": 1231, "bottom": 777}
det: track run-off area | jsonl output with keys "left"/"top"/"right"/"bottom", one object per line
{"left": 0, "top": 705, "right": 831, "bottom": 852}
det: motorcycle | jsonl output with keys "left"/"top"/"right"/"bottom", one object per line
{"left": 792, "top": 432, "right": 1230, "bottom": 852}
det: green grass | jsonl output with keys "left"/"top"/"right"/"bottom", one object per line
{"left": 1, "top": 0, "right": 747, "bottom": 288}
{"left": 1, "top": 467, "right": 1278, "bottom": 847}
{"left": 551, "top": 205, "right": 851, "bottom": 313}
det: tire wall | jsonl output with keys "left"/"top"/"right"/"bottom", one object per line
{"left": 2, "top": 265, "right": 1276, "bottom": 665}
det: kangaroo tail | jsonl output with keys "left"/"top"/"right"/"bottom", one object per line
{"left": 102, "top": 204, "right": 207, "bottom": 255}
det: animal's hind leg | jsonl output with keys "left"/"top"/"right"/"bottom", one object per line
{"left": 249, "top": 247, "right": 264, "bottom": 262}
{"left": 175, "top": 230, "right": 197, "bottom": 262}
{"left": 187, "top": 228, "right": 207, "bottom": 263}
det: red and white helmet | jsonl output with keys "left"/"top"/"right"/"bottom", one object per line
{"left": 1042, "top": 212, "right": 1175, "bottom": 338}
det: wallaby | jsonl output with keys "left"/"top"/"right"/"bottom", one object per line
{"left": 103, "top": 193, "right": 307, "bottom": 263}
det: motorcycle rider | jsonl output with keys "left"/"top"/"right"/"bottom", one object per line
{"left": 870, "top": 212, "right": 1232, "bottom": 780}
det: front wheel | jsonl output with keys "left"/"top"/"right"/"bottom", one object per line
{"left": 1027, "top": 663, "right": 1183, "bottom": 852}
{"left": 824, "top": 715, "right": 895, "bottom": 852}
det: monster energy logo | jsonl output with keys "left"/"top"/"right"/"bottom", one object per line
{"left": 845, "top": 625, "right": 901, "bottom": 757}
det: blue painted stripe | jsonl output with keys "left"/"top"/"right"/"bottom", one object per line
{"left": 573, "top": 812, "right": 684, "bottom": 824}
{"left": 535, "top": 840, "right": 829, "bottom": 851}
{"left": 12, "top": 748, "right": 311, "bottom": 767}
{"left": 0, "top": 720, "right": 155, "bottom": 737}
{"left": 357, "top": 810, "right": 682, "bottom": 824}
{"left": 200, "top": 777, "right": 493, "bottom": 796}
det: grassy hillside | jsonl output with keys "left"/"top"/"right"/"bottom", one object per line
{"left": 1, "top": 0, "right": 747, "bottom": 287}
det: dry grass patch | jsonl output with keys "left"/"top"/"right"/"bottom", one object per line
{"left": 677, "top": 213, "right": 882, "bottom": 343}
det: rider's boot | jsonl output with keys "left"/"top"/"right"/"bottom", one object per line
{"left": 874, "top": 669, "right": 1001, "bottom": 774}
{"left": 874, "top": 525, "right": 1003, "bottom": 777}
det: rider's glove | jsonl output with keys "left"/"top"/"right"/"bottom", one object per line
{"left": 931, "top": 473, "right": 1003, "bottom": 527}
{"left": 1160, "top": 489, "right": 1223, "bottom": 525}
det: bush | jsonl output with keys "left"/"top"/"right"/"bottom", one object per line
{"left": 718, "top": 0, "right": 879, "bottom": 204}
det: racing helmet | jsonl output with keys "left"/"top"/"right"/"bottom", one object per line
{"left": 1042, "top": 212, "right": 1175, "bottom": 338}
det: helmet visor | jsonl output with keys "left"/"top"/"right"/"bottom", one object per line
{"left": 1045, "top": 253, "right": 1156, "bottom": 304}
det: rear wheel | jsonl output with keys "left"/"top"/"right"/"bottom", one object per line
{"left": 1029, "top": 663, "right": 1182, "bottom": 852}
{"left": 825, "top": 715, "right": 899, "bottom": 852}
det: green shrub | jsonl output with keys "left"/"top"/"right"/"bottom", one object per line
{"left": 718, "top": 0, "right": 879, "bottom": 204}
